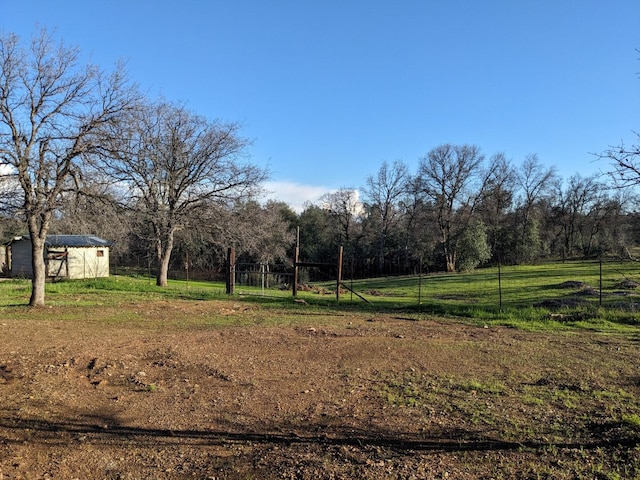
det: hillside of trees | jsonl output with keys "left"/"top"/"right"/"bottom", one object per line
{"left": 1, "top": 30, "right": 638, "bottom": 289}
{"left": 2, "top": 143, "right": 638, "bottom": 280}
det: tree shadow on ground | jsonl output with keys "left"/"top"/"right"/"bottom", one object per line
{"left": 0, "top": 414, "right": 638, "bottom": 454}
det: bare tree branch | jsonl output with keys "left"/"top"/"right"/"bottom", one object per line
{"left": 597, "top": 132, "right": 640, "bottom": 189}
{"left": 94, "top": 99, "right": 266, "bottom": 286}
{"left": 0, "top": 28, "right": 138, "bottom": 305}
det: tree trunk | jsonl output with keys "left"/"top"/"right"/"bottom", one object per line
{"left": 445, "top": 253, "right": 456, "bottom": 273}
{"left": 155, "top": 231, "right": 175, "bottom": 287}
{"left": 29, "top": 235, "right": 47, "bottom": 307}
{"left": 378, "top": 233, "right": 385, "bottom": 275}
{"left": 156, "top": 251, "right": 171, "bottom": 287}
{"left": 443, "top": 238, "right": 456, "bottom": 272}
{"left": 440, "top": 223, "right": 456, "bottom": 272}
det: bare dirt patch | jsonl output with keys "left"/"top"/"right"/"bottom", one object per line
{"left": 1, "top": 300, "right": 640, "bottom": 478}
{"left": 555, "top": 280, "right": 589, "bottom": 289}
{"left": 615, "top": 279, "right": 640, "bottom": 290}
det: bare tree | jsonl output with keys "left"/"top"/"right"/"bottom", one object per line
{"left": 320, "top": 188, "right": 363, "bottom": 257}
{"left": 51, "top": 178, "right": 129, "bottom": 254}
{"left": 415, "top": 144, "right": 486, "bottom": 272}
{"left": 514, "top": 154, "right": 557, "bottom": 262}
{"left": 0, "top": 29, "right": 137, "bottom": 306}
{"left": 550, "top": 174, "right": 601, "bottom": 257}
{"left": 362, "top": 159, "right": 409, "bottom": 273}
{"left": 211, "top": 200, "right": 295, "bottom": 263}
{"left": 550, "top": 174, "right": 628, "bottom": 258}
{"left": 401, "top": 179, "right": 439, "bottom": 271}
{"left": 98, "top": 100, "right": 266, "bottom": 287}
{"left": 476, "top": 152, "right": 516, "bottom": 258}
{"left": 238, "top": 200, "right": 296, "bottom": 264}
{"left": 599, "top": 132, "right": 640, "bottom": 188}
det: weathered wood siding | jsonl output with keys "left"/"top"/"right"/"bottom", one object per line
{"left": 10, "top": 239, "right": 33, "bottom": 277}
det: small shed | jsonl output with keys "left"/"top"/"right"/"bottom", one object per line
{"left": 10, "top": 235, "right": 111, "bottom": 280}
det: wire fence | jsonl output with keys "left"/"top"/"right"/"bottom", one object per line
{"left": 296, "top": 259, "right": 640, "bottom": 313}
{"left": 112, "top": 255, "right": 640, "bottom": 315}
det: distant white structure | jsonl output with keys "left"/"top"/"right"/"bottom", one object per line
{"left": 9, "top": 235, "right": 111, "bottom": 280}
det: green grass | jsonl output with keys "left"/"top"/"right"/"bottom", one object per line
{"left": 376, "top": 367, "right": 640, "bottom": 457}
{"left": 3, "top": 259, "right": 640, "bottom": 331}
{"left": 307, "top": 260, "right": 640, "bottom": 329}
{"left": 0, "top": 275, "right": 229, "bottom": 307}
{"left": 392, "top": 261, "right": 633, "bottom": 306}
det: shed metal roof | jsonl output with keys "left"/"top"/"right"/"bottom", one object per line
{"left": 13, "top": 235, "right": 111, "bottom": 247}
{"left": 46, "top": 235, "right": 111, "bottom": 247}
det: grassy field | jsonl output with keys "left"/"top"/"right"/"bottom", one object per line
{"left": 4, "top": 259, "right": 640, "bottom": 330}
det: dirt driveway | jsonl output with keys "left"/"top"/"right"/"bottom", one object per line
{"left": 1, "top": 300, "right": 640, "bottom": 479}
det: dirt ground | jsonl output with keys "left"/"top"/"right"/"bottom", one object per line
{"left": 1, "top": 299, "right": 640, "bottom": 479}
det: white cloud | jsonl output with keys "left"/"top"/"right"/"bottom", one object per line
{"left": 0, "top": 164, "right": 16, "bottom": 176}
{"left": 263, "top": 181, "right": 333, "bottom": 213}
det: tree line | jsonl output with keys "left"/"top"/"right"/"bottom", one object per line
{"left": 301, "top": 152, "right": 636, "bottom": 278}
{"left": 1, "top": 30, "right": 638, "bottom": 305}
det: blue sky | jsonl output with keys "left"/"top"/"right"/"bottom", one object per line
{"left": 3, "top": 1, "right": 639, "bottom": 210}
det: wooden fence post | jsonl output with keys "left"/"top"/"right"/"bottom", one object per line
{"left": 226, "top": 247, "right": 235, "bottom": 294}
{"left": 293, "top": 245, "right": 299, "bottom": 297}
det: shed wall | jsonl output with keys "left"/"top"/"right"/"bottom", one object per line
{"left": 10, "top": 240, "right": 110, "bottom": 279}
{"left": 65, "top": 246, "right": 110, "bottom": 279}
{"left": 10, "top": 240, "right": 33, "bottom": 277}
